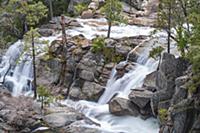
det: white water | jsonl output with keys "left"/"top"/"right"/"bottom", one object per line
{"left": 0, "top": 18, "right": 161, "bottom": 133}
{"left": 61, "top": 48, "right": 159, "bottom": 133}
{"left": 66, "top": 18, "right": 155, "bottom": 39}
{"left": 0, "top": 36, "right": 59, "bottom": 96}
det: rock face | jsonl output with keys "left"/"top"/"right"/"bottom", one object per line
{"left": 37, "top": 35, "right": 143, "bottom": 101}
{"left": 151, "top": 53, "right": 189, "bottom": 115}
{"left": 109, "top": 97, "right": 139, "bottom": 116}
{"left": 122, "top": 0, "right": 145, "bottom": 10}
{"left": 43, "top": 106, "right": 84, "bottom": 128}
{"left": 141, "top": 53, "right": 200, "bottom": 133}
{"left": 0, "top": 89, "right": 42, "bottom": 132}
{"left": 129, "top": 89, "right": 153, "bottom": 109}
{"left": 81, "top": 10, "right": 94, "bottom": 19}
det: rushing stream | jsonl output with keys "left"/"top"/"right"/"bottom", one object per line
{"left": 0, "top": 18, "right": 161, "bottom": 133}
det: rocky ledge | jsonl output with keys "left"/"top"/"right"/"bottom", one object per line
{"left": 108, "top": 53, "right": 200, "bottom": 133}
{"left": 36, "top": 34, "right": 146, "bottom": 101}
{"left": 0, "top": 88, "right": 101, "bottom": 133}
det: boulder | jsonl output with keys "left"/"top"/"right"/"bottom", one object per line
{"left": 38, "top": 29, "right": 54, "bottom": 37}
{"left": 115, "top": 62, "right": 129, "bottom": 78}
{"left": 0, "top": 91, "right": 42, "bottom": 132}
{"left": 44, "top": 112, "right": 83, "bottom": 128}
{"left": 79, "top": 70, "right": 94, "bottom": 81}
{"left": 109, "top": 97, "right": 139, "bottom": 116}
{"left": 63, "top": 121, "right": 101, "bottom": 133}
{"left": 82, "top": 81, "right": 105, "bottom": 101}
{"left": 129, "top": 89, "right": 153, "bottom": 109}
{"left": 69, "top": 86, "right": 87, "bottom": 100}
{"left": 88, "top": 1, "right": 99, "bottom": 10}
{"left": 143, "top": 71, "right": 157, "bottom": 91}
{"left": 81, "top": 10, "right": 94, "bottom": 19}
{"left": 122, "top": 0, "right": 145, "bottom": 10}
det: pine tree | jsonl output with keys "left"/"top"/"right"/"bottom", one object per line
{"left": 101, "top": 0, "right": 124, "bottom": 38}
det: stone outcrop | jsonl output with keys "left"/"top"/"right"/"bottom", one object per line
{"left": 109, "top": 97, "right": 139, "bottom": 116}
{"left": 122, "top": 0, "right": 145, "bottom": 10}
{"left": 0, "top": 89, "right": 43, "bottom": 132}
{"left": 37, "top": 34, "right": 144, "bottom": 101}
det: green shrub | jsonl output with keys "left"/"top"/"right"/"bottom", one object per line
{"left": 91, "top": 37, "right": 105, "bottom": 53}
{"left": 37, "top": 85, "right": 53, "bottom": 109}
{"left": 74, "top": 3, "right": 88, "bottom": 15}
{"left": 91, "top": 37, "right": 124, "bottom": 63}
{"left": 158, "top": 108, "right": 168, "bottom": 123}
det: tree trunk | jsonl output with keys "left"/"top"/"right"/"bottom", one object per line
{"left": 32, "top": 31, "right": 37, "bottom": 99}
{"left": 58, "top": 15, "right": 67, "bottom": 86}
{"left": 49, "top": 0, "right": 53, "bottom": 20}
{"left": 107, "top": 21, "right": 112, "bottom": 38}
{"left": 24, "top": 21, "right": 28, "bottom": 33}
{"left": 41, "top": 96, "right": 44, "bottom": 109}
{"left": 129, "top": 0, "right": 132, "bottom": 13}
{"left": 157, "top": 55, "right": 162, "bottom": 71}
{"left": 0, "top": 63, "right": 11, "bottom": 84}
{"left": 167, "top": 2, "right": 172, "bottom": 54}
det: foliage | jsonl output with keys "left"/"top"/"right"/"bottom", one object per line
{"left": 37, "top": 85, "right": 53, "bottom": 109}
{"left": 92, "top": 36, "right": 105, "bottom": 53}
{"left": 149, "top": 46, "right": 164, "bottom": 60}
{"left": 186, "top": 4, "right": 200, "bottom": 94}
{"left": 92, "top": 37, "right": 124, "bottom": 63}
{"left": 100, "top": 0, "right": 124, "bottom": 38}
{"left": 74, "top": 3, "right": 88, "bottom": 15}
{"left": 13, "top": 0, "right": 48, "bottom": 27}
{"left": 0, "top": 0, "right": 48, "bottom": 46}
{"left": 101, "top": 0, "right": 123, "bottom": 22}
{"left": 158, "top": 108, "right": 168, "bottom": 123}
{"left": 157, "top": 0, "right": 198, "bottom": 55}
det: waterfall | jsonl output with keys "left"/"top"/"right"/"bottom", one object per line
{"left": 0, "top": 36, "right": 58, "bottom": 96}
{"left": 0, "top": 18, "right": 161, "bottom": 133}
{"left": 61, "top": 48, "right": 159, "bottom": 133}
{"left": 98, "top": 53, "right": 158, "bottom": 104}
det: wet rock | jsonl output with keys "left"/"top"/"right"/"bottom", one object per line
{"left": 115, "top": 62, "right": 129, "bottom": 78}
{"left": 63, "top": 121, "right": 101, "bottom": 133}
{"left": 109, "top": 97, "right": 139, "bottom": 116}
{"left": 81, "top": 10, "right": 94, "bottom": 19}
{"left": 129, "top": 88, "right": 153, "bottom": 109}
{"left": 143, "top": 71, "right": 157, "bottom": 91}
{"left": 4, "top": 81, "right": 14, "bottom": 92}
{"left": 44, "top": 112, "right": 83, "bottom": 128}
{"left": 139, "top": 103, "right": 153, "bottom": 120}
{"left": 69, "top": 20, "right": 82, "bottom": 27}
{"left": 38, "top": 29, "right": 54, "bottom": 37}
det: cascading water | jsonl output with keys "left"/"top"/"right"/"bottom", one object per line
{"left": 0, "top": 18, "right": 161, "bottom": 133}
{"left": 0, "top": 36, "right": 58, "bottom": 96}
{"left": 61, "top": 48, "right": 159, "bottom": 133}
